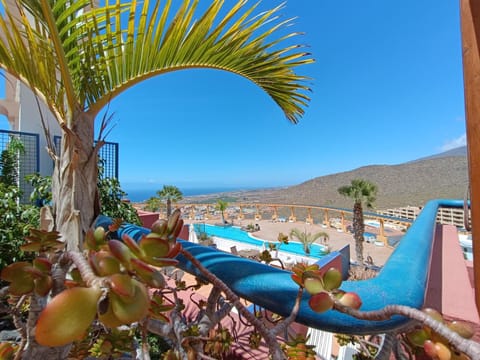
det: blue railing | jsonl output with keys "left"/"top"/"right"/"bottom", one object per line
{"left": 96, "top": 199, "right": 463, "bottom": 334}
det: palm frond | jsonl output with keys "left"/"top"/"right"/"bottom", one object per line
{"left": 0, "top": 3, "right": 62, "bottom": 118}
{"left": 0, "top": 0, "right": 313, "bottom": 125}
{"left": 84, "top": 0, "right": 313, "bottom": 122}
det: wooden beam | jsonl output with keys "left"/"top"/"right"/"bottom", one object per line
{"left": 460, "top": 0, "right": 480, "bottom": 316}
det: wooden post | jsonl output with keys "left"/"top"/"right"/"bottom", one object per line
{"left": 205, "top": 205, "right": 210, "bottom": 220}
{"left": 460, "top": 0, "right": 480, "bottom": 316}
{"left": 238, "top": 205, "right": 244, "bottom": 220}
{"left": 323, "top": 209, "right": 329, "bottom": 227}
{"left": 289, "top": 207, "right": 296, "bottom": 222}
{"left": 306, "top": 208, "right": 314, "bottom": 224}
{"left": 377, "top": 218, "right": 388, "bottom": 245}
{"left": 272, "top": 206, "right": 278, "bottom": 221}
{"left": 340, "top": 211, "right": 347, "bottom": 232}
{"left": 255, "top": 205, "right": 262, "bottom": 221}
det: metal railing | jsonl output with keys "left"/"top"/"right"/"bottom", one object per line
{"left": 0, "top": 130, "right": 118, "bottom": 204}
{"left": 53, "top": 136, "right": 119, "bottom": 179}
{"left": 0, "top": 129, "right": 39, "bottom": 203}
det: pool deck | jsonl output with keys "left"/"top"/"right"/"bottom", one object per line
{"left": 187, "top": 217, "right": 399, "bottom": 267}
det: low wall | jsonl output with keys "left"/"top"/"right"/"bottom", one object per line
{"left": 425, "top": 224, "right": 479, "bottom": 323}
{"left": 313, "top": 251, "right": 343, "bottom": 277}
{"left": 136, "top": 210, "right": 159, "bottom": 229}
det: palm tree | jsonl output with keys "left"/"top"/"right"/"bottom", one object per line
{"left": 144, "top": 196, "right": 162, "bottom": 213}
{"left": 157, "top": 185, "right": 183, "bottom": 217}
{"left": 289, "top": 228, "right": 329, "bottom": 255}
{"left": 338, "top": 179, "right": 378, "bottom": 264}
{"left": 216, "top": 199, "right": 228, "bottom": 224}
{"left": 0, "top": 0, "right": 313, "bottom": 252}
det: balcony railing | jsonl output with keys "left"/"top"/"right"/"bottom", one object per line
{"left": 96, "top": 199, "right": 471, "bottom": 334}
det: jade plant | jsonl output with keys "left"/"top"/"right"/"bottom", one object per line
{"left": 0, "top": 211, "right": 183, "bottom": 357}
{"left": 291, "top": 263, "right": 480, "bottom": 360}
{"left": 1, "top": 210, "right": 479, "bottom": 359}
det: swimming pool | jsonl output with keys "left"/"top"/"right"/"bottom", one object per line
{"left": 194, "top": 224, "right": 328, "bottom": 259}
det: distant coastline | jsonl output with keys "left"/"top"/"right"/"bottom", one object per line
{"left": 124, "top": 186, "right": 261, "bottom": 203}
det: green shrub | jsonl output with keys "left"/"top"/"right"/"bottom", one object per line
{"left": 98, "top": 177, "right": 141, "bottom": 225}
{"left": 0, "top": 184, "right": 36, "bottom": 269}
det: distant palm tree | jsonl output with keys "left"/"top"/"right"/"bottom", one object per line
{"left": 145, "top": 196, "right": 162, "bottom": 212}
{"left": 338, "top": 179, "right": 378, "bottom": 264}
{"left": 216, "top": 199, "right": 228, "bottom": 224}
{"left": 289, "top": 228, "right": 329, "bottom": 255}
{"left": 157, "top": 185, "right": 183, "bottom": 217}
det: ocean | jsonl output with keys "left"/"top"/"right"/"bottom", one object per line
{"left": 123, "top": 186, "right": 254, "bottom": 203}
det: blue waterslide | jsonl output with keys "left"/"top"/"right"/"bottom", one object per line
{"left": 96, "top": 199, "right": 463, "bottom": 334}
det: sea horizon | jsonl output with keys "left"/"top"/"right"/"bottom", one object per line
{"left": 123, "top": 185, "right": 261, "bottom": 203}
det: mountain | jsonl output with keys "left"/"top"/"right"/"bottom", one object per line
{"left": 183, "top": 146, "right": 469, "bottom": 210}
{"left": 268, "top": 157, "right": 468, "bottom": 209}
{"left": 408, "top": 145, "right": 467, "bottom": 162}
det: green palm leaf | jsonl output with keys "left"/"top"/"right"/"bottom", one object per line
{"left": 0, "top": 0, "right": 312, "bottom": 122}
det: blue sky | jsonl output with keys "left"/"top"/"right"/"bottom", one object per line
{"left": 1, "top": 1, "right": 466, "bottom": 193}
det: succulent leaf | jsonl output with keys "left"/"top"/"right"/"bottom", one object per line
{"left": 90, "top": 251, "right": 121, "bottom": 276}
{"left": 291, "top": 273, "right": 303, "bottom": 286}
{"left": 448, "top": 320, "right": 474, "bottom": 339}
{"left": 151, "top": 219, "right": 168, "bottom": 236}
{"left": 0, "top": 342, "right": 16, "bottom": 360}
{"left": 139, "top": 236, "right": 170, "bottom": 258}
{"left": 166, "top": 242, "right": 182, "bottom": 258}
{"left": 130, "top": 258, "right": 166, "bottom": 288}
{"left": 110, "top": 280, "right": 149, "bottom": 323}
{"left": 171, "top": 219, "right": 184, "bottom": 240}
{"left": 1, "top": 262, "right": 35, "bottom": 295}
{"left": 94, "top": 226, "right": 106, "bottom": 244}
{"left": 21, "top": 229, "right": 63, "bottom": 252}
{"left": 33, "top": 258, "right": 52, "bottom": 273}
{"left": 406, "top": 328, "right": 430, "bottom": 347}
{"left": 422, "top": 308, "right": 444, "bottom": 323}
{"left": 98, "top": 296, "right": 126, "bottom": 328}
{"left": 143, "top": 256, "right": 179, "bottom": 267}
{"left": 122, "top": 234, "right": 145, "bottom": 258}
{"left": 34, "top": 275, "right": 53, "bottom": 296}
{"left": 109, "top": 274, "right": 135, "bottom": 298}
{"left": 308, "top": 292, "right": 333, "bottom": 313}
{"left": 322, "top": 267, "right": 342, "bottom": 290}
{"left": 303, "top": 277, "right": 324, "bottom": 295}
{"left": 167, "top": 210, "right": 181, "bottom": 233}
{"left": 338, "top": 292, "right": 362, "bottom": 309}
{"left": 35, "top": 287, "right": 102, "bottom": 346}
{"left": 108, "top": 240, "right": 133, "bottom": 269}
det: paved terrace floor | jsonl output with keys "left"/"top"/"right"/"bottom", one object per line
{"left": 187, "top": 217, "right": 400, "bottom": 267}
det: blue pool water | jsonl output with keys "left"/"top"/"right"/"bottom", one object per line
{"left": 194, "top": 224, "right": 328, "bottom": 259}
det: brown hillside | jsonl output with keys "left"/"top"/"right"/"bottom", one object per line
{"left": 183, "top": 156, "right": 469, "bottom": 211}
{"left": 266, "top": 156, "right": 469, "bottom": 210}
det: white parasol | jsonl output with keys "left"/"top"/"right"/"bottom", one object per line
{"left": 188, "top": 224, "right": 199, "bottom": 244}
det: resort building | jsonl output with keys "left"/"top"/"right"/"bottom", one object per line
{"left": 0, "top": 72, "right": 62, "bottom": 177}
{"left": 378, "top": 205, "right": 471, "bottom": 229}
{"left": 0, "top": 72, "right": 118, "bottom": 202}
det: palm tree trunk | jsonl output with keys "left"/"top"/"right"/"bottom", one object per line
{"left": 167, "top": 199, "right": 172, "bottom": 217}
{"left": 26, "top": 112, "right": 100, "bottom": 358}
{"left": 352, "top": 201, "right": 365, "bottom": 264}
{"left": 51, "top": 111, "right": 100, "bottom": 251}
